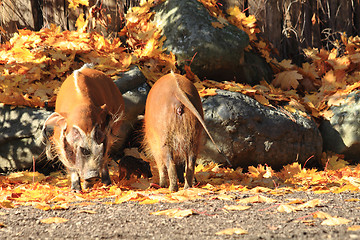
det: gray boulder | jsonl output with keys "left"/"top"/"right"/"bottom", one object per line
{"left": 199, "top": 90, "right": 323, "bottom": 169}
{"left": 114, "top": 65, "right": 148, "bottom": 94}
{"left": 0, "top": 105, "right": 51, "bottom": 172}
{"left": 319, "top": 90, "right": 360, "bottom": 162}
{"left": 153, "top": 0, "right": 269, "bottom": 84}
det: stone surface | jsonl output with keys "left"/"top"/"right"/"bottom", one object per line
{"left": 0, "top": 105, "right": 51, "bottom": 172}
{"left": 199, "top": 90, "right": 323, "bottom": 169}
{"left": 319, "top": 90, "right": 360, "bottom": 163}
{"left": 153, "top": 0, "right": 268, "bottom": 84}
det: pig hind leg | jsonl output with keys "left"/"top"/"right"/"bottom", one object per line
{"left": 176, "top": 161, "right": 185, "bottom": 184}
{"left": 184, "top": 153, "right": 196, "bottom": 189}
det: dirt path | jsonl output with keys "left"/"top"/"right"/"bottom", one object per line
{"left": 1, "top": 191, "right": 359, "bottom": 239}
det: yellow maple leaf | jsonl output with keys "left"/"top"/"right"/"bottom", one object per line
{"left": 277, "top": 204, "right": 297, "bottom": 213}
{"left": 75, "top": 13, "right": 87, "bottom": 32}
{"left": 272, "top": 70, "right": 302, "bottom": 90}
{"left": 114, "top": 191, "right": 147, "bottom": 204}
{"left": 237, "top": 195, "right": 277, "bottom": 204}
{"left": 321, "top": 217, "right": 351, "bottom": 226}
{"left": 215, "top": 228, "right": 248, "bottom": 235}
{"left": 296, "top": 199, "right": 322, "bottom": 209}
{"left": 313, "top": 211, "right": 332, "bottom": 219}
{"left": 151, "top": 209, "right": 196, "bottom": 218}
{"left": 40, "top": 217, "right": 69, "bottom": 224}
{"left": 68, "top": 0, "right": 89, "bottom": 9}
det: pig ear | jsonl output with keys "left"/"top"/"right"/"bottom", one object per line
{"left": 65, "top": 126, "right": 83, "bottom": 145}
{"left": 42, "top": 112, "right": 67, "bottom": 140}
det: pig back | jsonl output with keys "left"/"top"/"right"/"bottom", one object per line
{"left": 144, "top": 73, "right": 204, "bottom": 155}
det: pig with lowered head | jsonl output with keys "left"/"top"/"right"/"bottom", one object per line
{"left": 43, "top": 65, "right": 124, "bottom": 191}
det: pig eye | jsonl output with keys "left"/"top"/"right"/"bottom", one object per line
{"left": 80, "top": 147, "right": 91, "bottom": 156}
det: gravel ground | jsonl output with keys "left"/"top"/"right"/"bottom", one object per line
{"left": 1, "top": 191, "right": 359, "bottom": 240}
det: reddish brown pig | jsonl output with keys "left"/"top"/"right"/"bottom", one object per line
{"left": 144, "top": 72, "right": 217, "bottom": 192}
{"left": 42, "top": 65, "right": 124, "bottom": 191}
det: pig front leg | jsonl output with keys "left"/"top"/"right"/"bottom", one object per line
{"left": 101, "top": 164, "right": 111, "bottom": 186}
{"left": 70, "top": 170, "right": 81, "bottom": 191}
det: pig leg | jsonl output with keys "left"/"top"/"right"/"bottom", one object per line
{"left": 184, "top": 154, "right": 196, "bottom": 189}
{"left": 163, "top": 149, "right": 178, "bottom": 192}
{"left": 176, "top": 161, "right": 185, "bottom": 184}
{"left": 70, "top": 170, "right": 82, "bottom": 191}
{"left": 101, "top": 164, "right": 111, "bottom": 185}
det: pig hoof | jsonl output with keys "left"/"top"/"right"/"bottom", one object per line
{"left": 169, "top": 185, "right": 179, "bottom": 192}
{"left": 71, "top": 182, "right": 82, "bottom": 191}
{"left": 101, "top": 176, "right": 111, "bottom": 186}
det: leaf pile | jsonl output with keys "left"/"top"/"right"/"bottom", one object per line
{"left": 0, "top": 0, "right": 174, "bottom": 107}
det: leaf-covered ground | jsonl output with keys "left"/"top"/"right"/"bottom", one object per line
{"left": 1, "top": 0, "right": 360, "bottom": 238}
{"left": 1, "top": 162, "right": 360, "bottom": 239}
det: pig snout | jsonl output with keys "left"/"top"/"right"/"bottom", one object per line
{"left": 84, "top": 170, "right": 100, "bottom": 181}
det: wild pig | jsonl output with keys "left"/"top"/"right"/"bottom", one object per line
{"left": 143, "top": 72, "right": 220, "bottom": 192}
{"left": 42, "top": 65, "right": 124, "bottom": 191}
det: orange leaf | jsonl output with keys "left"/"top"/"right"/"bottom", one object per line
{"left": 114, "top": 191, "right": 147, "bottom": 204}
{"left": 272, "top": 70, "right": 302, "bottom": 90}
{"left": 198, "top": 88, "right": 217, "bottom": 98}
{"left": 254, "top": 94, "right": 269, "bottom": 105}
{"left": 211, "top": 22, "right": 225, "bottom": 29}
{"left": 348, "top": 225, "right": 360, "bottom": 231}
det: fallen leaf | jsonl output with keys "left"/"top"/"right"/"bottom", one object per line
{"left": 40, "top": 217, "right": 69, "bottom": 224}
{"left": 348, "top": 225, "right": 360, "bottom": 231}
{"left": 296, "top": 199, "right": 322, "bottom": 209}
{"left": 150, "top": 209, "right": 196, "bottom": 218}
{"left": 211, "top": 22, "right": 225, "bottom": 29}
{"left": 321, "top": 217, "right": 351, "bottom": 226}
{"left": 139, "top": 199, "right": 160, "bottom": 205}
{"left": 345, "top": 198, "right": 360, "bottom": 202}
{"left": 313, "top": 211, "right": 332, "bottom": 219}
{"left": 277, "top": 204, "right": 297, "bottom": 213}
{"left": 272, "top": 70, "right": 302, "bottom": 90}
{"left": 114, "top": 191, "right": 147, "bottom": 204}
{"left": 211, "top": 194, "right": 234, "bottom": 201}
{"left": 77, "top": 210, "right": 97, "bottom": 214}
{"left": 215, "top": 228, "right": 248, "bottom": 235}
{"left": 224, "top": 205, "right": 251, "bottom": 211}
{"left": 0, "top": 200, "right": 14, "bottom": 209}
{"left": 237, "top": 195, "right": 277, "bottom": 204}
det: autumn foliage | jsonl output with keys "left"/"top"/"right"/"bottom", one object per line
{"left": 1, "top": 0, "right": 360, "bottom": 234}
